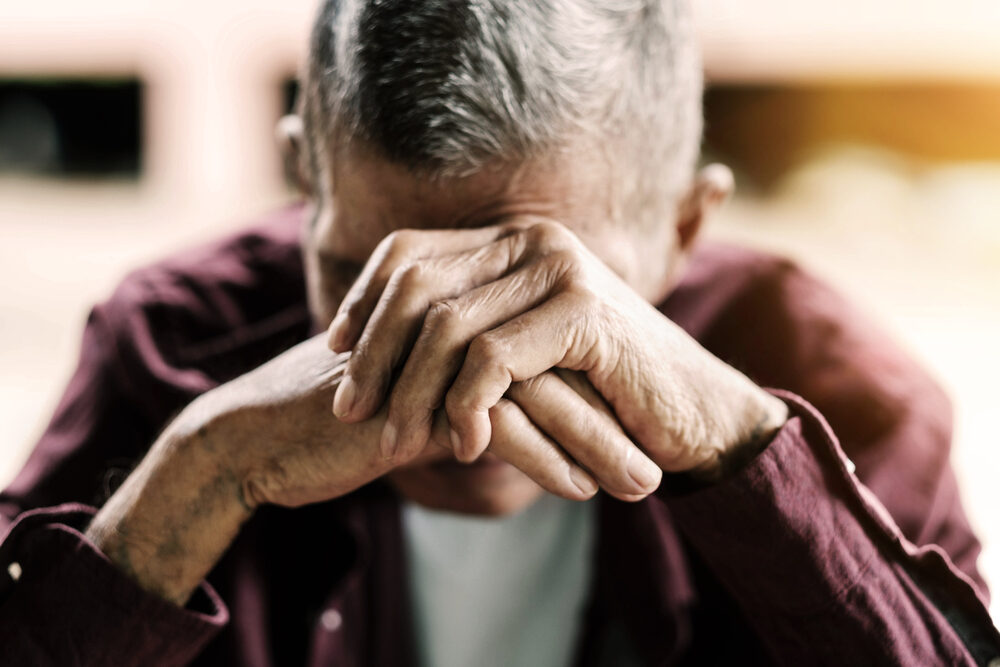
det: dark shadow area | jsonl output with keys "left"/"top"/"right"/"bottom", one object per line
{"left": 0, "top": 78, "right": 142, "bottom": 178}
{"left": 284, "top": 78, "right": 299, "bottom": 116}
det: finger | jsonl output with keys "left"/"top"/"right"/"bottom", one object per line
{"left": 487, "top": 398, "right": 598, "bottom": 501}
{"left": 327, "top": 225, "right": 516, "bottom": 352}
{"left": 327, "top": 218, "right": 575, "bottom": 353}
{"left": 445, "top": 291, "right": 591, "bottom": 460}
{"left": 384, "top": 259, "right": 565, "bottom": 459}
{"left": 509, "top": 372, "right": 661, "bottom": 499}
{"left": 392, "top": 408, "right": 455, "bottom": 469}
{"left": 334, "top": 234, "right": 529, "bottom": 426}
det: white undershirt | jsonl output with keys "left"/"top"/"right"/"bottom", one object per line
{"left": 402, "top": 494, "right": 596, "bottom": 667}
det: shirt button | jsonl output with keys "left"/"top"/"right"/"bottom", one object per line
{"left": 7, "top": 562, "right": 22, "bottom": 581}
{"left": 321, "top": 608, "right": 343, "bottom": 632}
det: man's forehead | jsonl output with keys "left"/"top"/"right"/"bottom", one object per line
{"left": 326, "top": 143, "right": 616, "bottom": 255}
{"left": 311, "top": 143, "right": 672, "bottom": 305}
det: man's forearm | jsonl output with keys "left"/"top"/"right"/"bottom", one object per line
{"left": 85, "top": 400, "right": 252, "bottom": 606}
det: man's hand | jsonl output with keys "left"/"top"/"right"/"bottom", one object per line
{"left": 327, "top": 219, "right": 788, "bottom": 487}
{"left": 205, "top": 334, "right": 614, "bottom": 508}
{"left": 86, "top": 333, "right": 622, "bottom": 604}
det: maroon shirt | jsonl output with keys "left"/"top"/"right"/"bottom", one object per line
{"left": 1, "top": 205, "right": 997, "bottom": 666}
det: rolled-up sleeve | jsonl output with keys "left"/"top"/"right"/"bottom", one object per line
{"left": 664, "top": 390, "right": 1000, "bottom": 666}
{"left": 0, "top": 503, "right": 226, "bottom": 666}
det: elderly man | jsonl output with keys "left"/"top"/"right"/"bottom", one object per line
{"left": 1, "top": 0, "right": 998, "bottom": 665}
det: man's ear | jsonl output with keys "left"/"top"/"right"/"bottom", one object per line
{"left": 276, "top": 114, "right": 312, "bottom": 197}
{"left": 675, "top": 163, "right": 734, "bottom": 252}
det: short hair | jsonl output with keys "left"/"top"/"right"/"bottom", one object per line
{"left": 302, "top": 0, "right": 703, "bottom": 227}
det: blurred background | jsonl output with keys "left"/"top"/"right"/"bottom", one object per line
{"left": 1, "top": 0, "right": 997, "bottom": 619}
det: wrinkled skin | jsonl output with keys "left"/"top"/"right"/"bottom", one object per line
{"left": 300, "top": 141, "right": 787, "bottom": 515}
{"left": 84, "top": 131, "right": 785, "bottom": 605}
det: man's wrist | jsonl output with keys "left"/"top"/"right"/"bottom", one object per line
{"left": 86, "top": 405, "right": 253, "bottom": 606}
{"left": 691, "top": 387, "right": 788, "bottom": 483}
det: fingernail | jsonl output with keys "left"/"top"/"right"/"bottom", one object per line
{"left": 381, "top": 422, "right": 398, "bottom": 459}
{"left": 628, "top": 454, "right": 662, "bottom": 491}
{"left": 570, "top": 467, "right": 599, "bottom": 496}
{"left": 449, "top": 428, "right": 462, "bottom": 453}
{"left": 333, "top": 375, "right": 357, "bottom": 419}
{"left": 328, "top": 313, "right": 349, "bottom": 351}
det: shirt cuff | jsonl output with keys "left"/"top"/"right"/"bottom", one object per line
{"left": 0, "top": 503, "right": 227, "bottom": 666}
{"left": 660, "top": 395, "right": 871, "bottom": 614}
{"left": 657, "top": 388, "right": 791, "bottom": 497}
{"left": 658, "top": 391, "right": 998, "bottom": 665}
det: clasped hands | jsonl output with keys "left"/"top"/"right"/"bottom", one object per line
{"left": 84, "top": 216, "right": 789, "bottom": 606}
{"left": 323, "top": 218, "right": 786, "bottom": 502}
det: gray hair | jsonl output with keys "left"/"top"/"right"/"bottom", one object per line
{"left": 302, "top": 0, "right": 703, "bottom": 227}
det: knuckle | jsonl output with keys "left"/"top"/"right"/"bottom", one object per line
{"left": 337, "top": 296, "right": 363, "bottom": 322}
{"left": 381, "top": 230, "right": 402, "bottom": 248}
{"left": 380, "top": 229, "right": 418, "bottom": 268}
{"left": 444, "top": 388, "right": 470, "bottom": 417}
{"left": 344, "top": 351, "right": 370, "bottom": 385}
{"left": 424, "top": 299, "right": 463, "bottom": 336}
{"left": 547, "top": 248, "right": 585, "bottom": 277}
{"left": 527, "top": 219, "right": 571, "bottom": 250}
{"left": 488, "top": 397, "right": 519, "bottom": 423}
{"left": 383, "top": 228, "right": 415, "bottom": 252}
{"left": 392, "top": 261, "right": 428, "bottom": 294}
{"left": 345, "top": 340, "right": 384, "bottom": 388}
{"left": 468, "top": 332, "right": 506, "bottom": 367}
{"left": 562, "top": 274, "right": 600, "bottom": 309}
{"left": 445, "top": 383, "right": 488, "bottom": 417}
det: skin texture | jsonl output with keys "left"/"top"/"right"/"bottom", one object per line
{"left": 84, "top": 119, "right": 786, "bottom": 606}
{"left": 309, "top": 142, "right": 783, "bottom": 513}
{"left": 304, "top": 143, "right": 682, "bottom": 515}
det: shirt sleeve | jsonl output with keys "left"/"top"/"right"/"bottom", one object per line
{"left": 0, "top": 503, "right": 227, "bottom": 666}
{"left": 662, "top": 390, "right": 1000, "bottom": 666}
{"left": 0, "top": 279, "right": 225, "bottom": 665}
